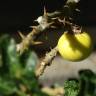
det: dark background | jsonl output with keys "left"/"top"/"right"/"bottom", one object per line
{"left": 0, "top": 0, "right": 96, "bottom": 32}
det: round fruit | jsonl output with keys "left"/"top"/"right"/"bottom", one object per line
{"left": 57, "top": 31, "right": 93, "bottom": 61}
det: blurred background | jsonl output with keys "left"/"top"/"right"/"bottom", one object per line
{"left": 0, "top": 0, "right": 96, "bottom": 86}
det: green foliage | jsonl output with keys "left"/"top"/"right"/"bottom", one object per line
{"left": 64, "top": 70, "right": 96, "bottom": 96}
{"left": 0, "top": 35, "right": 48, "bottom": 96}
{"left": 64, "top": 79, "right": 79, "bottom": 96}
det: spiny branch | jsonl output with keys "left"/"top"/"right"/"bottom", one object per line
{"left": 16, "top": 8, "right": 54, "bottom": 54}
{"left": 35, "top": 46, "right": 58, "bottom": 77}
{"left": 16, "top": 1, "right": 80, "bottom": 54}
{"left": 16, "top": 1, "right": 80, "bottom": 77}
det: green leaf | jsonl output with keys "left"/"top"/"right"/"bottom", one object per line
{"left": 0, "top": 35, "right": 22, "bottom": 79}
{"left": 20, "top": 50, "right": 38, "bottom": 77}
{"left": 21, "top": 75, "right": 39, "bottom": 90}
{"left": 20, "top": 76, "right": 48, "bottom": 96}
{"left": 78, "top": 70, "right": 96, "bottom": 96}
{"left": 24, "top": 51, "right": 38, "bottom": 74}
{"left": 0, "top": 77, "right": 17, "bottom": 95}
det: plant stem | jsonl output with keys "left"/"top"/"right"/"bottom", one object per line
{"left": 35, "top": 46, "right": 58, "bottom": 77}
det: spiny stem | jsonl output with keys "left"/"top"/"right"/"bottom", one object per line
{"left": 35, "top": 46, "right": 58, "bottom": 77}
{"left": 16, "top": 22, "right": 54, "bottom": 55}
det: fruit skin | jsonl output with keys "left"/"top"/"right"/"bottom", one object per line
{"left": 57, "top": 32, "right": 93, "bottom": 61}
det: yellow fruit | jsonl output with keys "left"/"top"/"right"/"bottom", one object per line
{"left": 57, "top": 32, "right": 93, "bottom": 61}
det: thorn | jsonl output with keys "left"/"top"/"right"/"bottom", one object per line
{"left": 50, "top": 26, "right": 57, "bottom": 29}
{"left": 34, "top": 19, "right": 38, "bottom": 22}
{"left": 44, "top": 6, "right": 47, "bottom": 17}
{"left": 48, "top": 22, "right": 54, "bottom": 26}
{"left": 69, "top": 17, "right": 73, "bottom": 20}
{"left": 64, "top": 5, "right": 69, "bottom": 8}
{"left": 58, "top": 18, "right": 62, "bottom": 22}
{"left": 32, "top": 41, "right": 43, "bottom": 45}
{"left": 45, "top": 22, "right": 54, "bottom": 29}
{"left": 58, "top": 18, "right": 65, "bottom": 24}
{"left": 75, "top": 8, "right": 80, "bottom": 12}
{"left": 60, "top": 18, "right": 66, "bottom": 26}
{"left": 29, "top": 26, "right": 33, "bottom": 28}
{"left": 30, "top": 26, "right": 37, "bottom": 29}
{"left": 50, "top": 46, "right": 52, "bottom": 50}
{"left": 51, "top": 17, "right": 58, "bottom": 20}
{"left": 33, "top": 18, "right": 39, "bottom": 23}
{"left": 18, "top": 31, "right": 25, "bottom": 39}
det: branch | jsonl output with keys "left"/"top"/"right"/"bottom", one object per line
{"left": 16, "top": 1, "right": 80, "bottom": 77}
{"left": 35, "top": 46, "right": 58, "bottom": 77}
{"left": 16, "top": 1, "right": 79, "bottom": 54}
{"left": 16, "top": 7, "right": 54, "bottom": 54}
{"left": 16, "top": 23, "right": 53, "bottom": 54}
